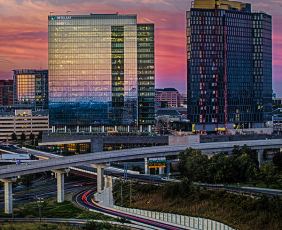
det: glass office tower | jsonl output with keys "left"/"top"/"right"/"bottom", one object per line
{"left": 187, "top": 0, "right": 272, "bottom": 131}
{"left": 48, "top": 14, "right": 154, "bottom": 131}
{"left": 13, "top": 69, "right": 48, "bottom": 109}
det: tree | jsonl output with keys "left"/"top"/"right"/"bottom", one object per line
{"left": 34, "top": 138, "right": 39, "bottom": 146}
{"left": 179, "top": 148, "right": 209, "bottom": 182}
{"left": 180, "top": 146, "right": 259, "bottom": 184}
{"left": 37, "top": 131, "right": 43, "bottom": 141}
{"left": 21, "top": 132, "right": 26, "bottom": 143}
{"left": 259, "top": 163, "right": 278, "bottom": 187}
{"left": 273, "top": 152, "right": 282, "bottom": 170}
{"left": 29, "top": 133, "right": 35, "bottom": 145}
{"left": 11, "top": 132, "right": 17, "bottom": 142}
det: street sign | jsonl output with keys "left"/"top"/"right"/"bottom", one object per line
{"left": 148, "top": 157, "right": 166, "bottom": 169}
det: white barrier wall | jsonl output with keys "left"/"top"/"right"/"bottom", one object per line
{"left": 114, "top": 205, "right": 235, "bottom": 230}
{"left": 169, "top": 135, "right": 200, "bottom": 146}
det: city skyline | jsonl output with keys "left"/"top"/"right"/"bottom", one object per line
{"left": 0, "top": 0, "right": 281, "bottom": 96}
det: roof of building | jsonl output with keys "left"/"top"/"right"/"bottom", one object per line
{"left": 156, "top": 109, "right": 181, "bottom": 117}
{"left": 193, "top": 0, "right": 251, "bottom": 12}
{"left": 156, "top": 88, "right": 178, "bottom": 92}
{"left": 13, "top": 69, "right": 48, "bottom": 75}
{"left": 48, "top": 14, "right": 137, "bottom": 20}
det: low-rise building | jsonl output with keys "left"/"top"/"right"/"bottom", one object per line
{"left": 0, "top": 109, "right": 50, "bottom": 141}
{"left": 273, "top": 108, "right": 282, "bottom": 134}
{"left": 273, "top": 98, "right": 282, "bottom": 109}
{"left": 13, "top": 69, "right": 48, "bottom": 109}
{"left": 155, "top": 88, "right": 183, "bottom": 108}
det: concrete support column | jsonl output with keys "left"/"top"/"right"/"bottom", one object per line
{"left": 144, "top": 157, "right": 149, "bottom": 175}
{"left": 97, "top": 165, "right": 105, "bottom": 193}
{"left": 1, "top": 179, "right": 13, "bottom": 214}
{"left": 64, "top": 126, "right": 67, "bottom": 133}
{"left": 102, "top": 126, "right": 105, "bottom": 133}
{"left": 92, "top": 164, "right": 106, "bottom": 193}
{"left": 53, "top": 170, "right": 65, "bottom": 203}
{"left": 257, "top": 149, "right": 264, "bottom": 167}
{"left": 127, "top": 125, "right": 130, "bottom": 133}
{"left": 159, "top": 167, "right": 165, "bottom": 175}
{"left": 105, "top": 176, "right": 113, "bottom": 188}
{"left": 148, "top": 125, "right": 152, "bottom": 133}
{"left": 89, "top": 126, "right": 92, "bottom": 133}
{"left": 166, "top": 160, "right": 171, "bottom": 178}
{"left": 114, "top": 126, "right": 117, "bottom": 132}
{"left": 76, "top": 125, "right": 80, "bottom": 133}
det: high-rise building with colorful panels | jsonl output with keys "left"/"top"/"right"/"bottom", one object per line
{"left": 187, "top": 0, "right": 272, "bottom": 131}
{"left": 48, "top": 14, "right": 154, "bottom": 131}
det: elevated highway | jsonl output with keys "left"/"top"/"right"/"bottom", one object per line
{"left": 0, "top": 138, "right": 281, "bottom": 214}
{"left": 0, "top": 139, "right": 282, "bottom": 179}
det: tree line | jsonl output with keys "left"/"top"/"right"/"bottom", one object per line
{"left": 11, "top": 131, "right": 42, "bottom": 146}
{"left": 179, "top": 146, "right": 282, "bottom": 188}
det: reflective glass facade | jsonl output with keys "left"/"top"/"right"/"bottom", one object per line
{"left": 137, "top": 24, "right": 155, "bottom": 126}
{"left": 187, "top": 1, "right": 272, "bottom": 131}
{"left": 48, "top": 14, "right": 154, "bottom": 128}
{"left": 13, "top": 70, "right": 48, "bottom": 109}
{"left": 252, "top": 13, "right": 272, "bottom": 122}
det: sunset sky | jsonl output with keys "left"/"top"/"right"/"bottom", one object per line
{"left": 0, "top": 0, "right": 281, "bottom": 96}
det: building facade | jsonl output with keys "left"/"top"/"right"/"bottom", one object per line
{"left": 0, "top": 109, "right": 49, "bottom": 141}
{"left": 48, "top": 14, "right": 155, "bottom": 132}
{"left": 273, "top": 97, "right": 282, "bottom": 109}
{"left": 273, "top": 108, "right": 282, "bottom": 134}
{"left": 187, "top": 0, "right": 272, "bottom": 131}
{"left": 0, "top": 80, "right": 13, "bottom": 106}
{"left": 155, "top": 88, "right": 182, "bottom": 108}
{"left": 13, "top": 70, "right": 48, "bottom": 110}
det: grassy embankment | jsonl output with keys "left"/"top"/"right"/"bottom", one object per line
{"left": 0, "top": 198, "right": 126, "bottom": 230}
{"left": 0, "top": 199, "right": 110, "bottom": 220}
{"left": 113, "top": 181, "right": 282, "bottom": 230}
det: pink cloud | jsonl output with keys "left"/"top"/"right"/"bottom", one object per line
{"left": 0, "top": 0, "right": 281, "bottom": 95}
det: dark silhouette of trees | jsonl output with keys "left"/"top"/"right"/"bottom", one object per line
{"left": 273, "top": 152, "right": 282, "bottom": 169}
{"left": 29, "top": 133, "right": 35, "bottom": 145}
{"left": 11, "top": 132, "right": 17, "bottom": 142}
{"left": 179, "top": 146, "right": 278, "bottom": 185}
{"left": 21, "top": 132, "right": 26, "bottom": 144}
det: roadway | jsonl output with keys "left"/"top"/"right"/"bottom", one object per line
{"left": 0, "top": 174, "right": 96, "bottom": 209}
{"left": 196, "top": 183, "right": 282, "bottom": 197}
{"left": 1, "top": 139, "right": 282, "bottom": 179}
{"left": 1, "top": 145, "right": 282, "bottom": 198}
{"left": 10, "top": 146, "right": 166, "bottom": 184}
{"left": 75, "top": 190, "right": 188, "bottom": 230}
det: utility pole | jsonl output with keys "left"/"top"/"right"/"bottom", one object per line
{"left": 129, "top": 180, "right": 132, "bottom": 207}
{"left": 120, "top": 180, "right": 123, "bottom": 206}
{"left": 124, "top": 163, "right": 128, "bottom": 181}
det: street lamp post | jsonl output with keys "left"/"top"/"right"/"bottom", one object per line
{"left": 36, "top": 196, "right": 44, "bottom": 222}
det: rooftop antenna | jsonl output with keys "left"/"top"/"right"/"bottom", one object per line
{"left": 49, "top": 12, "right": 54, "bottom": 16}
